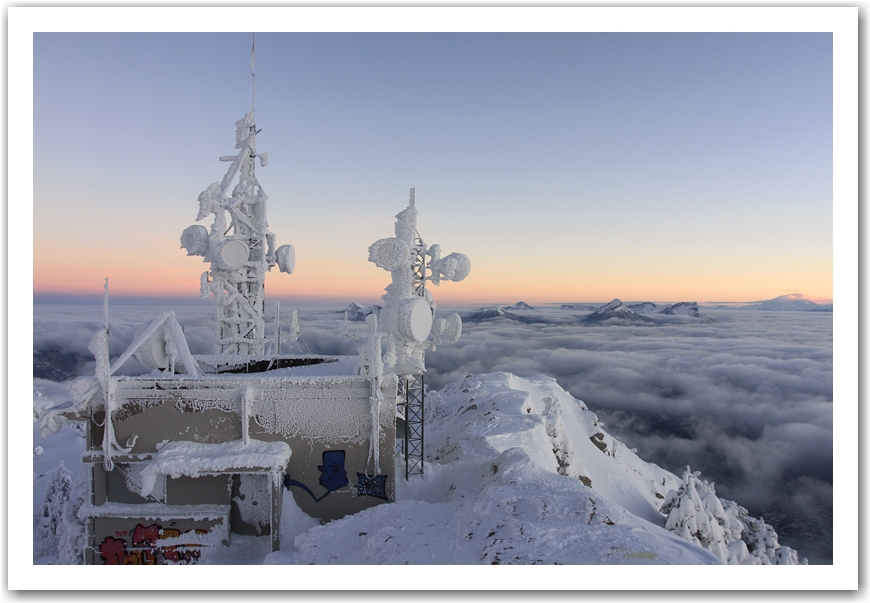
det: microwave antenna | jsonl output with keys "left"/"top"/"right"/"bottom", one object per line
{"left": 180, "top": 34, "right": 295, "bottom": 355}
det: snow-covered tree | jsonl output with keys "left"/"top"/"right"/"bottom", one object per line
{"left": 35, "top": 461, "right": 72, "bottom": 558}
{"left": 660, "top": 467, "right": 805, "bottom": 565}
{"left": 56, "top": 466, "right": 89, "bottom": 564}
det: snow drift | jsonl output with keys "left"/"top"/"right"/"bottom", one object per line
{"left": 263, "top": 372, "right": 800, "bottom": 565}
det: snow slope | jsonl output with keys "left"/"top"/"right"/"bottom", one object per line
{"left": 36, "top": 369, "right": 805, "bottom": 567}
{"left": 265, "top": 372, "right": 719, "bottom": 565}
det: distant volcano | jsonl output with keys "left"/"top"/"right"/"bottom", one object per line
{"left": 741, "top": 294, "right": 832, "bottom": 312}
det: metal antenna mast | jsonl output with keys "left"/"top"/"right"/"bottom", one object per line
{"left": 180, "top": 33, "right": 296, "bottom": 356}
{"left": 251, "top": 33, "right": 256, "bottom": 113}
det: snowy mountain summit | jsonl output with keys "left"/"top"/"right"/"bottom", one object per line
{"left": 342, "top": 302, "right": 381, "bottom": 321}
{"left": 660, "top": 301, "right": 704, "bottom": 318}
{"left": 468, "top": 305, "right": 507, "bottom": 320}
{"left": 583, "top": 299, "right": 654, "bottom": 324}
{"left": 505, "top": 301, "right": 535, "bottom": 311}
{"left": 627, "top": 302, "right": 657, "bottom": 314}
{"left": 741, "top": 294, "right": 832, "bottom": 312}
{"left": 264, "top": 372, "right": 801, "bottom": 565}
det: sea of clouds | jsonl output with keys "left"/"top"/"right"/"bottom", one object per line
{"left": 32, "top": 301, "right": 833, "bottom": 564}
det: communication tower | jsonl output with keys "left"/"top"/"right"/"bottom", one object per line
{"left": 368, "top": 189, "right": 470, "bottom": 477}
{"left": 180, "top": 38, "right": 294, "bottom": 355}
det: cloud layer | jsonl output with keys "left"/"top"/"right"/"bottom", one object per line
{"left": 32, "top": 303, "right": 833, "bottom": 563}
{"left": 425, "top": 307, "right": 833, "bottom": 563}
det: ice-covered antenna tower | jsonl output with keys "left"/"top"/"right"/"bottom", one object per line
{"left": 368, "top": 188, "right": 470, "bottom": 477}
{"left": 181, "top": 40, "right": 294, "bottom": 355}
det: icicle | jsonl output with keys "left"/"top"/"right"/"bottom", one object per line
{"left": 242, "top": 386, "right": 255, "bottom": 447}
{"left": 276, "top": 300, "right": 281, "bottom": 354}
{"left": 289, "top": 309, "right": 300, "bottom": 343}
{"left": 365, "top": 314, "right": 382, "bottom": 476}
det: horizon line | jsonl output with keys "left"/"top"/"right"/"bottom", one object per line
{"left": 33, "top": 292, "right": 834, "bottom": 307}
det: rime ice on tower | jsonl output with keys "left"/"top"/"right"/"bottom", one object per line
{"left": 181, "top": 112, "right": 294, "bottom": 355}
{"left": 368, "top": 189, "right": 470, "bottom": 477}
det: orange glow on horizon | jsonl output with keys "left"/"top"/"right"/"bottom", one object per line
{"left": 34, "top": 237, "right": 833, "bottom": 305}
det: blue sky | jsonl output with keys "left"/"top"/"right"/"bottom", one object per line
{"left": 32, "top": 27, "right": 834, "bottom": 304}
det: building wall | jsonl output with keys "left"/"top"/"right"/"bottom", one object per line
{"left": 82, "top": 373, "right": 397, "bottom": 562}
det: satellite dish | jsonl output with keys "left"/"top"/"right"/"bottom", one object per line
{"left": 368, "top": 237, "right": 411, "bottom": 272}
{"left": 442, "top": 252, "right": 471, "bottom": 282}
{"left": 441, "top": 312, "right": 463, "bottom": 344}
{"left": 219, "top": 240, "right": 249, "bottom": 270}
{"left": 276, "top": 244, "right": 295, "bottom": 274}
{"left": 180, "top": 225, "right": 209, "bottom": 256}
{"left": 134, "top": 324, "right": 169, "bottom": 370}
{"left": 397, "top": 296, "right": 434, "bottom": 343}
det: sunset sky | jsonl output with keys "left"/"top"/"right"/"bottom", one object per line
{"left": 24, "top": 10, "right": 843, "bottom": 306}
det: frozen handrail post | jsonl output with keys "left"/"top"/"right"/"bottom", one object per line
{"left": 368, "top": 188, "right": 471, "bottom": 478}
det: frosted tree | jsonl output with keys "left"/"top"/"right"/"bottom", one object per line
{"left": 660, "top": 467, "right": 805, "bottom": 565}
{"left": 56, "top": 466, "right": 89, "bottom": 564}
{"left": 35, "top": 461, "right": 72, "bottom": 558}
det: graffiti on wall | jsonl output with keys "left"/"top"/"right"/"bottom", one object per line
{"left": 284, "top": 451, "right": 389, "bottom": 503}
{"left": 356, "top": 473, "right": 388, "bottom": 500}
{"left": 284, "top": 450, "right": 349, "bottom": 503}
{"left": 98, "top": 523, "right": 206, "bottom": 565}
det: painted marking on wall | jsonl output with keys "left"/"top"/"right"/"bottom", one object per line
{"left": 356, "top": 473, "right": 388, "bottom": 500}
{"left": 284, "top": 450, "right": 350, "bottom": 503}
{"left": 97, "top": 523, "right": 206, "bottom": 565}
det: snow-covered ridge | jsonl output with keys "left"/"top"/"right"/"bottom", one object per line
{"left": 660, "top": 301, "right": 703, "bottom": 318}
{"left": 264, "top": 372, "right": 801, "bottom": 565}
{"left": 583, "top": 299, "right": 654, "bottom": 324}
{"left": 342, "top": 302, "right": 381, "bottom": 321}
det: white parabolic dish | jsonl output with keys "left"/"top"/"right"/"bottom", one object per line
{"left": 134, "top": 326, "right": 169, "bottom": 370}
{"left": 398, "top": 296, "right": 434, "bottom": 343}
{"left": 220, "top": 240, "right": 249, "bottom": 269}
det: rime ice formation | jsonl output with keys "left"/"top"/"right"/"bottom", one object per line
{"left": 137, "top": 439, "right": 291, "bottom": 499}
{"left": 181, "top": 112, "right": 295, "bottom": 355}
{"left": 368, "top": 189, "right": 470, "bottom": 377}
{"left": 37, "top": 311, "right": 204, "bottom": 470}
{"left": 661, "top": 467, "right": 803, "bottom": 565}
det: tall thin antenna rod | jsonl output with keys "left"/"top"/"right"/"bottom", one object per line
{"left": 251, "top": 33, "right": 256, "bottom": 113}
{"left": 103, "top": 277, "right": 110, "bottom": 333}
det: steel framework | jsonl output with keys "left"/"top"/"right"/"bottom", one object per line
{"left": 401, "top": 373, "right": 425, "bottom": 478}
{"left": 401, "top": 233, "right": 428, "bottom": 478}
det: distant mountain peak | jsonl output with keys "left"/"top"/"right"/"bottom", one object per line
{"left": 741, "top": 294, "right": 832, "bottom": 312}
{"left": 660, "top": 301, "right": 703, "bottom": 318}
{"left": 583, "top": 299, "right": 653, "bottom": 324}
{"left": 627, "top": 302, "right": 657, "bottom": 314}
{"left": 505, "top": 301, "right": 535, "bottom": 311}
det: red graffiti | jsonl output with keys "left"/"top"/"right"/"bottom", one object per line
{"left": 133, "top": 524, "right": 159, "bottom": 546}
{"left": 98, "top": 537, "right": 128, "bottom": 565}
{"left": 98, "top": 523, "right": 208, "bottom": 565}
